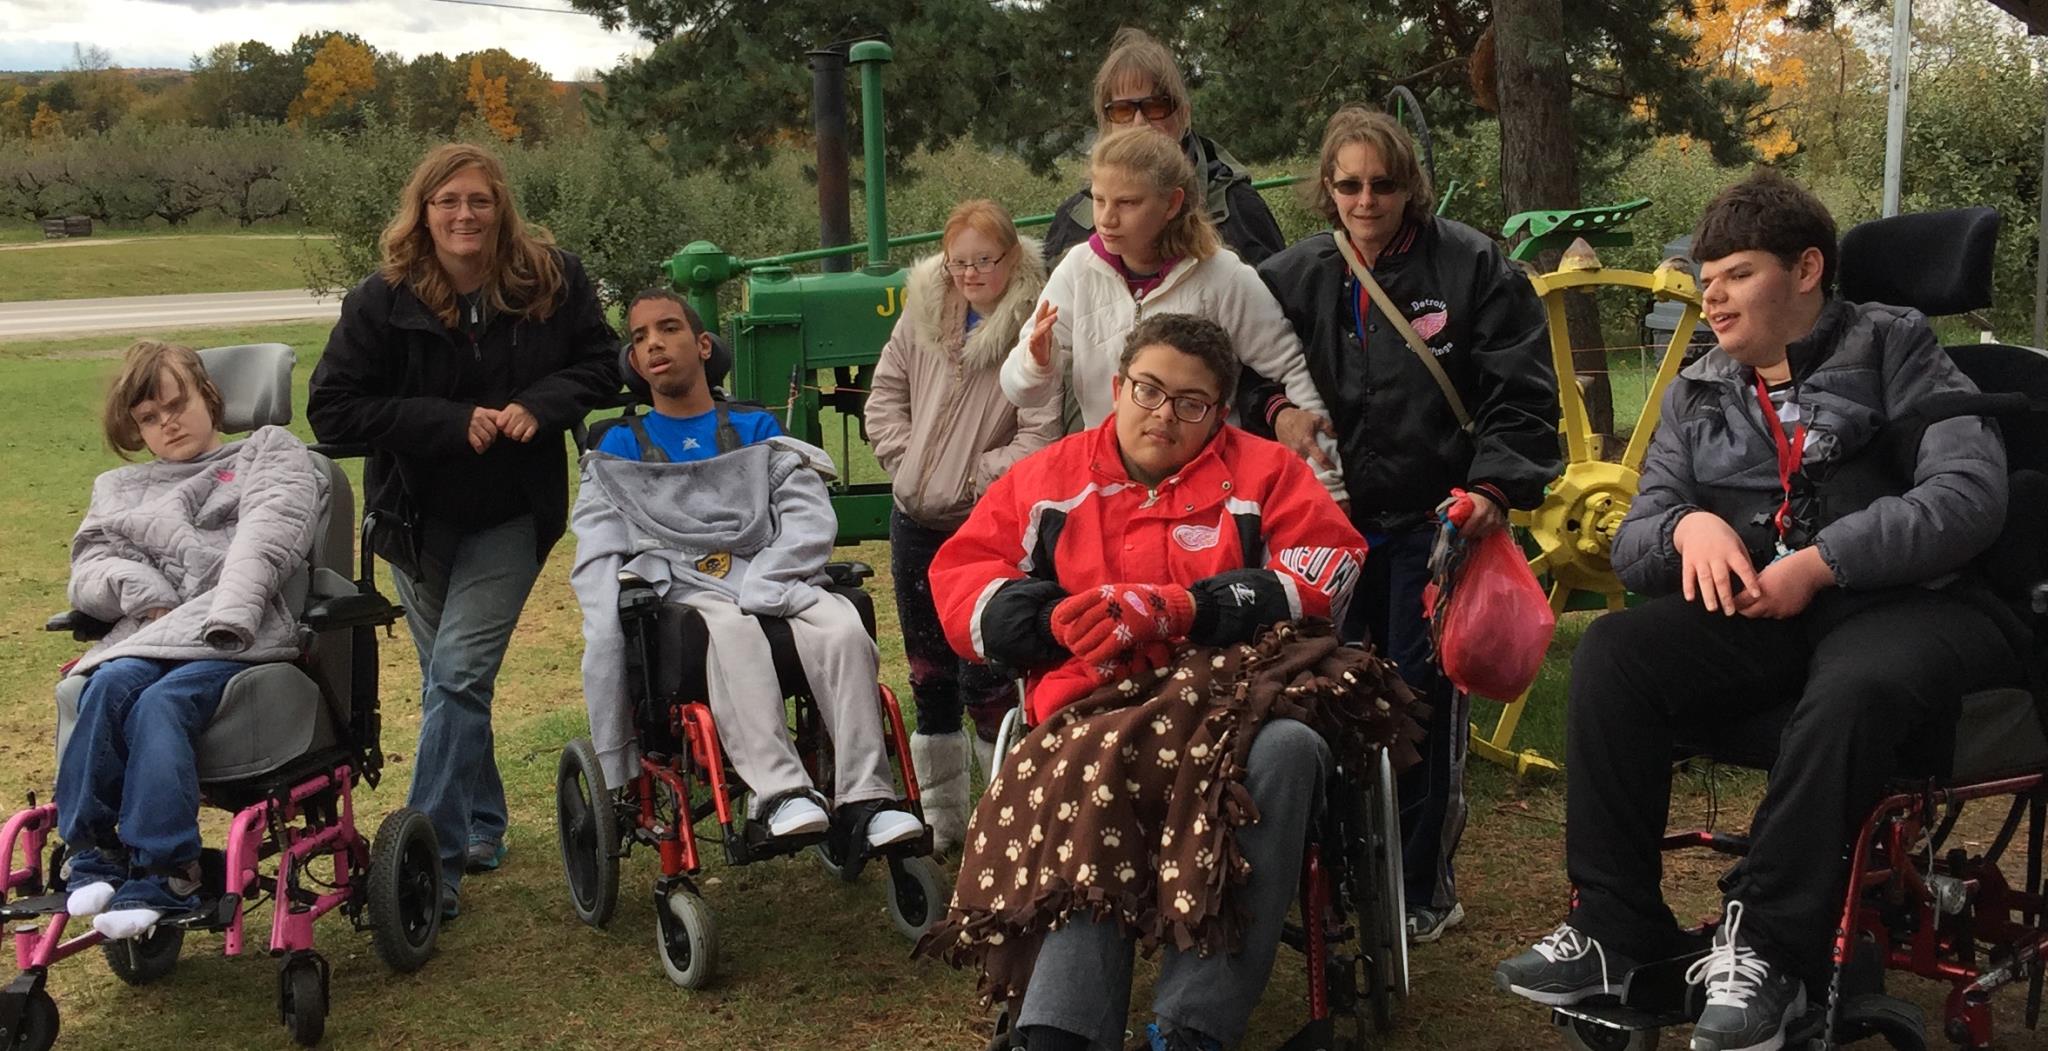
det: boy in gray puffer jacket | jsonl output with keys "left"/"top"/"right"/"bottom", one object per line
{"left": 571, "top": 290, "right": 924, "bottom": 854}
{"left": 59, "top": 339, "right": 326, "bottom": 942}
{"left": 1496, "top": 170, "right": 2023, "bottom": 1051}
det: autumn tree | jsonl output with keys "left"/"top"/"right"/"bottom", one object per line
{"left": 29, "top": 103, "right": 65, "bottom": 142}
{"left": 289, "top": 34, "right": 379, "bottom": 130}
{"left": 457, "top": 50, "right": 555, "bottom": 142}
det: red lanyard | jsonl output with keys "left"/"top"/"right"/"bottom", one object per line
{"left": 1753, "top": 373, "right": 1807, "bottom": 543}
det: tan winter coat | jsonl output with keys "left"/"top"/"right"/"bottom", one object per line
{"left": 868, "top": 238, "right": 1058, "bottom": 529}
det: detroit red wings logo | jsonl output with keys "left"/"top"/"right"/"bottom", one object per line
{"left": 1171, "top": 524, "right": 1219, "bottom": 551}
{"left": 1411, "top": 309, "right": 1449, "bottom": 341}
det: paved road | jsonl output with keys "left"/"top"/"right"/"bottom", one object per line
{"left": 0, "top": 289, "right": 341, "bottom": 340}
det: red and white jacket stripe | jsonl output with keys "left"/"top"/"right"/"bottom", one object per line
{"left": 930, "top": 416, "right": 1368, "bottom": 722}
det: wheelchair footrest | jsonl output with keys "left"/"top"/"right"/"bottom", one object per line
{"left": 0, "top": 894, "right": 64, "bottom": 921}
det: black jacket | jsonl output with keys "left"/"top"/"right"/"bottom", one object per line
{"left": 308, "top": 250, "right": 619, "bottom": 562}
{"left": 1040, "top": 132, "right": 1287, "bottom": 268}
{"left": 1238, "top": 218, "right": 1560, "bottom": 532}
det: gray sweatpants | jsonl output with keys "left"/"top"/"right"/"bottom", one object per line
{"left": 676, "top": 590, "right": 896, "bottom": 816}
{"left": 1017, "top": 718, "right": 1331, "bottom": 1049}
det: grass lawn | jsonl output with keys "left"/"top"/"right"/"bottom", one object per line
{"left": 0, "top": 235, "right": 337, "bottom": 303}
{"left": 0, "top": 319, "right": 1999, "bottom": 1050}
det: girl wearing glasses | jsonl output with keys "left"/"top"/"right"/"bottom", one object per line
{"left": 1239, "top": 105, "right": 1560, "bottom": 945}
{"left": 1039, "top": 28, "right": 1286, "bottom": 269}
{"left": 309, "top": 143, "right": 619, "bottom": 919}
{"left": 866, "top": 199, "right": 1059, "bottom": 855}
{"left": 1002, "top": 127, "right": 1344, "bottom": 498}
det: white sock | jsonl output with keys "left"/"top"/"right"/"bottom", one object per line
{"left": 92, "top": 907, "right": 163, "bottom": 941}
{"left": 66, "top": 881, "right": 117, "bottom": 918}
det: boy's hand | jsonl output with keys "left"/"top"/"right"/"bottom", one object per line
{"left": 1736, "top": 546, "right": 1833, "bottom": 619}
{"left": 1673, "top": 511, "right": 1760, "bottom": 615}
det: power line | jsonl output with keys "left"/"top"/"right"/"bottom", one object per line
{"left": 420, "top": 0, "right": 589, "bottom": 14}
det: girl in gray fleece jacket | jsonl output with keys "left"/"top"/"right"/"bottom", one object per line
{"left": 56, "top": 340, "right": 325, "bottom": 943}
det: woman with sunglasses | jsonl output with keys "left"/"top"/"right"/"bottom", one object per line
{"left": 1039, "top": 28, "right": 1286, "bottom": 269}
{"left": 1002, "top": 126, "right": 1343, "bottom": 497}
{"left": 1238, "top": 105, "right": 1560, "bottom": 945}
{"left": 867, "top": 199, "right": 1058, "bottom": 854}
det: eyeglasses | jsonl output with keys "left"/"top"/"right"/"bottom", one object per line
{"left": 1102, "top": 94, "right": 1178, "bottom": 124}
{"left": 944, "top": 246, "right": 1014, "bottom": 275}
{"left": 1330, "top": 177, "right": 1403, "bottom": 198}
{"left": 1126, "top": 377, "right": 1216, "bottom": 423}
{"left": 429, "top": 194, "right": 497, "bottom": 214}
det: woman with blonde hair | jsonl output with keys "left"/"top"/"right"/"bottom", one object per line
{"left": 1002, "top": 127, "right": 1341, "bottom": 495}
{"left": 1040, "top": 27, "right": 1286, "bottom": 268}
{"left": 1240, "top": 104, "right": 1559, "bottom": 943}
{"left": 309, "top": 142, "right": 618, "bottom": 918}
{"left": 866, "top": 198, "right": 1057, "bottom": 853}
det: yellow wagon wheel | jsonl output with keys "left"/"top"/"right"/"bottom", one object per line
{"left": 1467, "top": 255, "right": 1704, "bottom": 777}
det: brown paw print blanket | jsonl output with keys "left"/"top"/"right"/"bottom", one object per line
{"left": 916, "top": 619, "right": 1425, "bottom": 1002}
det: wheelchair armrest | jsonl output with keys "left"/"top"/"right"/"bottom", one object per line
{"left": 45, "top": 610, "right": 114, "bottom": 642}
{"left": 302, "top": 591, "right": 402, "bottom": 632}
{"left": 823, "top": 561, "right": 874, "bottom": 588}
{"left": 306, "top": 442, "right": 371, "bottom": 460}
{"left": 617, "top": 571, "right": 661, "bottom": 618}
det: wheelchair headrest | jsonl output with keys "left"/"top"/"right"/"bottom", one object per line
{"left": 1839, "top": 207, "right": 2000, "bottom": 317}
{"left": 197, "top": 343, "right": 295, "bottom": 432}
{"left": 617, "top": 332, "right": 733, "bottom": 404}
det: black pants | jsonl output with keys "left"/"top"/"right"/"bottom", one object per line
{"left": 1565, "top": 587, "right": 2021, "bottom": 981}
{"left": 890, "top": 509, "right": 1014, "bottom": 740}
{"left": 1342, "top": 524, "right": 1465, "bottom": 910}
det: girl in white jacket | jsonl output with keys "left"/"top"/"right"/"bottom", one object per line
{"left": 1001, "top": 127, "right": 1343, "bottom": 494}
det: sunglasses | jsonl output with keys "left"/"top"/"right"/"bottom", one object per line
{"left": 1330, "top": 177, "right": 1404, "bottom": 198}
{"left": 1102, "top": 94, "right": 1178, "bottom": 124}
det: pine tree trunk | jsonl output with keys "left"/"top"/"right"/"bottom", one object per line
{"left": 1491, "top": 0, "right": 1615, "bottom": 441}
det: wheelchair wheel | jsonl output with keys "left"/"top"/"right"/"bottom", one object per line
{"left": 278, "top": 953, "right": 328, "bottom": 1048}
{"left": 1359, "top": 747, "right": 1409, "bottom": 1032}
{"left": 556, "top": 738, "right": 621, "bottom": 928}
{"left": 8, "top": 989, "right": 57, "bottom": 1051}
{"left": 655, "top": 886, "right": 718, "bottom": 989}
{"left": 102, "top": 922, "right": 183, "bottom": 985}
{"left": 368, "top": 806, "right": 441, "bottom": 973}
{"left": 1552, "top": 1014, "right": 1660, "bottom": 1051}
{"left": 885, "top": 855, "right": 946, "bottom": 941}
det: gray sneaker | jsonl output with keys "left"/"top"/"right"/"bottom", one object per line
{"left": 1494, "top": 921, "right": 1640, "bottom": 1005}
{"left": 1686, "top": 901, "right": 1807, "bottom": 1051}
{"left": 1406, "top": 901, "right": 1465, "bottom": 944}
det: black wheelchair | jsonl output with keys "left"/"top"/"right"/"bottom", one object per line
{"left": 1, "top": 343, "right": 439, "bottom": 1049}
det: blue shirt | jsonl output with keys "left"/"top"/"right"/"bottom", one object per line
{"left": 596, "top": 404, "right": 784, "bottom": 463}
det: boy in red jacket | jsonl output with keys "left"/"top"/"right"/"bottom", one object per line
{"left": 929, "top": 313, "right": 1366, "bottom": 1051}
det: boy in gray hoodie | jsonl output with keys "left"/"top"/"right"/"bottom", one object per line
{"left": 571, "top": 290, "right": 924, "bottom": 852}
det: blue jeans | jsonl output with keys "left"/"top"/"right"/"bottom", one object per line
{"left": 392, "top": 515, "right": 541, "bottom": 894}
{"left": 57, "top": 657, "right": 246, "bottom": 909}
{"left": 1343, "top": 525, "right": 1467, "bottom": 911}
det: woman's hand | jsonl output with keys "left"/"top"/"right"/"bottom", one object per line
{"left": 1462, "top": 495, "right": 1506, "bottom": 538}
{"left": 142, "top": 607, "right": 170, "bottom": 622}
{"left": 467, "top": 407, "right": 500, "bottom": 453}
{"left": 1273, "top": 407, "right": 1337, "bottom": 473}
{"left": 494, "top": 402, "right": 539, "bottom": 442}
{"left": 1027, "top": 300, "right": 1059, "bottom": 371}
{"left": 1672, "top": 510, "right": 1760, "bottom": 615}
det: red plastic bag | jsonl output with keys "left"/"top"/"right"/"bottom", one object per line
{"left": 1422, "top": 492, "right": 1557, "bottom": 701}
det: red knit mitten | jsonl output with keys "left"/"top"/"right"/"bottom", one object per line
{"left": 1050, "top": 583, "right": 1196, "bottom": 666}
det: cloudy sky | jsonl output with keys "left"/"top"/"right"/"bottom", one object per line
{"left": 1, "top": 0, "right": 650, "bottom": 80}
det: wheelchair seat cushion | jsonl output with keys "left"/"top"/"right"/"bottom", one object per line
{"left": 1676, "top": 685, "right": 2048, "bottom": 785}
{"left": 650, "top": 585, "right": 875, "bottom": 704}
{"left": 55, "top": 663, "right": 340, "bottom": 786}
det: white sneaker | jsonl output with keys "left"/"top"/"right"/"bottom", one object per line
{"left": 66, "top": 881, "right": 117, "bottom": 918}
{"left": 764, "top": 796, "right": 829, "bottom": 838}
{"left": 865, "top": 810, "right": 924, "bottom": 850}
